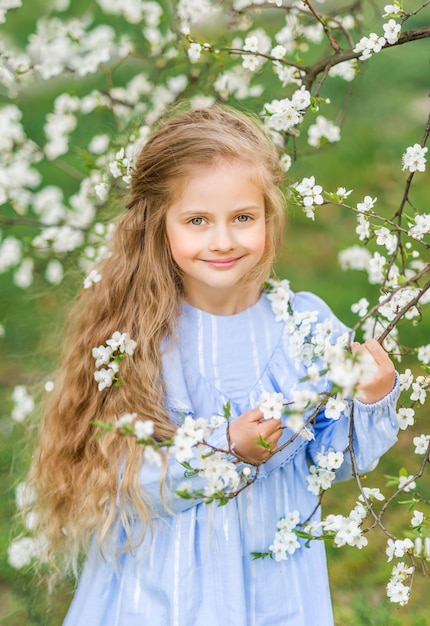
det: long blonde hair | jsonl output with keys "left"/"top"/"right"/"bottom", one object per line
{"left": 27, "top": 104, "right": 286, "bottom": 580}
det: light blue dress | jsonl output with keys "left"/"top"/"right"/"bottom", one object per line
{"left": 64, "top": 288, "right": 400, "bottom": 626}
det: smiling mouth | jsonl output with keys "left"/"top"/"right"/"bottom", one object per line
{"left": 202, "top": 257, "right": 243, "bottom": 269}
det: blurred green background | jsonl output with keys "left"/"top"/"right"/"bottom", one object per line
{"left": 1, "top": 2, "right": 430, "bottom": 624}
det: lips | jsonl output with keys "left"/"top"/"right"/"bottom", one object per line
{"left": 202, "top": 257, "right": 242, "bottom": 269}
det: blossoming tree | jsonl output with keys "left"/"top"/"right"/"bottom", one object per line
{"left": 1, "top": 0, "right": 429, "bottom": 613}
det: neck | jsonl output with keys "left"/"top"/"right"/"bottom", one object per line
{"left": 183, "top": 284, "right": 262, "bottom": 315}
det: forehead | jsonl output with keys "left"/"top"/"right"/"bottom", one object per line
{"left": 177, "top": 158, "right": 263, "bottom": 192}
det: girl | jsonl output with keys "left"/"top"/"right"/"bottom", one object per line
{"left": 28, "top": 105, "right": 399, "bottom": 625}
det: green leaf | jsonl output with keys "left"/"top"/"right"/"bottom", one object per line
{"left": 294, "top": 529, "right": 314, "bottom": 540}
{"left": 251, "top": 551, "right": 272, "bottom": 560}
{"left": 176, "top": 490, "right": 192, "bottom": 499}
{"left": 91, "top": 419, "right": 114, "bottom": 432}
{"left": 184, "top": 469, "right": 199, "bottom": 478}
{"left": 223, "top": 401, "right": 231, "bottom": 420}
{"left": 255, "top": 434, "right": 272, "bottom": 450}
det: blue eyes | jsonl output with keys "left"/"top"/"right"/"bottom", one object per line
{"left": 188, "top": 215, "right": 251, "bottom": 225}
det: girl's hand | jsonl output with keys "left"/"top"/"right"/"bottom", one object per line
{"left": 351, "top": 338, "right": 396, "bottom": 404}
{"left": 228, "top": 408, "right": 283, "bottom": 464}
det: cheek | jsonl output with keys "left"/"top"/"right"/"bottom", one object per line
{"left": 166, "top": 226, "right": 193, "bottom": 265}
{"left": 250, "top": 224, "right": 266, "bottom": 258}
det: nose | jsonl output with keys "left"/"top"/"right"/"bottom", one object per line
{"left": 208, "top": 223, "right": 235, "bottom": 252}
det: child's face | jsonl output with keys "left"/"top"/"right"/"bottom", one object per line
{"left": 165, "top": 160, "right": 266, "bottom": 313}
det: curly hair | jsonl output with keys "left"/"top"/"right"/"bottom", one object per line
{"left": 26, "top": 104, "right": 286, "bottom": 581}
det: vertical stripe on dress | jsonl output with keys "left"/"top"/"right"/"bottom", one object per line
{"left": 173, "top": 519, "right": 182, "bottom": 626}
{"left": 187, "top": 507, "right": 197, "bottom": 615}
{"left": 248, "top": 484, "right": 261, "bottom": 626}
{"left": 262, "top": 302, "right": 272, "bottom": 363}
{"left": 113, "top": 561, "right": 126, "bottom": 626}
{"left": 212, "top": 316, "right": 221, "bottom": 389}
{"left": 132, "top": 567, "right": 141, "bottom": 612}
{"left": 247, "top": 308, "right": 260, "bottom": 379}
{"left": 197, "top": 310, "right": 205, "bottom": 377}
{"left": 222, "top": 502, "right": 229, "bottom": 542}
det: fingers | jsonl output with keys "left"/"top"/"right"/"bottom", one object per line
{"left": 240, "top": 408, "right": 283, "bottom": 440}
{"left": 351, "top": 338, "right": 396, "bottom": 403}
{"left": 229, "top": 408, "right": 283, "bottom": 463}
{"left": 351, "top": 338, "right": 394, "bottom": 367}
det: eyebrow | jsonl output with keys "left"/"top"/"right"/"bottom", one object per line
{"left": 177, "top": 206, "right": 264, "bottom": 217}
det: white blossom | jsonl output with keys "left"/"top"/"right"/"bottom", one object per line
{"left": 353, "top": 33, "right": 386, "bottom": 61}
{"left": 383, "top": 5, "right": 402, "bottom": 17}
{"left": 359, "top": 487, "right": 385, "bottom": 502}
{"left": 410, "top": 510, "right": 424, "bottom": 527}
{"left": 38, "top": 257, "right": 60, "bottom": 285}
{"left": 106, "top": 331, "right": 137, "bottom": 355}
{"left": 11, "top": 385, "right": 34, "bottom": 422}
{"left": 0, "top": 236, "right": 22, "bottom": 271}
{"left": 134, "top": 419, "right": 155, "bottom": 440}
{"left": 213, "top": 66, "right": 263, "bottom": 101}
{"left": 8, "top": 536, "right": 38, "bottom": 569}
{"left": 357, "top": 195, "right": 377, "bottom": 213}
{"left": 176, "top": 0, "right": 214, "bottom": 30}
{"left": 375, "top": 226, "right": 397, "bottom": 254}
{"left": 268, "top": 510, "right": 301, "bottom": 561}
{"left": 387, "top": 579, "right": 410, "bottom": 605}
{"left": 402, "top": 144, "right": 427, "bottom": 173}
{"left": 351, "top": 297, "right": 369, "bottom": 317}
{"left": 399, "top": 368, "right": 413, "bottom": 391}
{"left": 266, "top": 279, "right": 291, "bottom": 321}
{"left": 386, "top": 537, "right": 414, "bottom": 562}
{"left": 368, "top": 251, "right": 386, "bottom": 284}
{"left": 397, "top": 407, "right": 414, "bottom": 430}
{"left": 273, "top": 63, "right": 303, "bottom": 87}
{"left": 387, "top": 561, "right": 413, "bottom": 605}
{"left": 115, "top": 412, "right": 137, "bottom": 428}
{"left": 335, "top": 186, "right": 353, "bottom": 200}
{"left": 92, "top": 344, "right": 114, "bottom": 368}
{"left": 198, "top": 449, "right": 240, "bottom": 497}
{"left": 408, "top": 213, "right": 430, "bottom": 240}
{"left": 84, "top": 268, "right": 102, "bottom": 289}
{"left": 328, "top": 59, "right": 357, "bottom": 81}
{"left": 280, "top": 153, "right": 292, "bottom": 172}
{"left": 356, "top": 214, "right": 370, "bottom": 241}
{"left": 307, "top": 116, "right": 340, "bottom": 148}
{"left": 264, "top": 88, "right": 310, "bottom": 132}
{"left": 398, "top": 475, "right": 416, "bottom": 493}
{"left": 410, "top": 376, "right": 427, "bottom": 404}
{"left": 383, "top": 19, "right": 401, "bottom": 45}
{"left": 143, "top": 445, "right": 162, "bottom": 466}
{"left": 333, "top": 518, "right": 368, "bottom": 549}
{"left": 94, "top": 367, "right": 117, "bottom": 391}
{"left": 324, "top": 396, "right": 347, "bottom": 420}
{"left": 13, "top": 258, "right": 33, "bottom": 288}
{"left": 259, "top": 391, "right": 285, "bottom": 420}
{"left": 294, "top": 175, "right": 324, "bottom": 216}
{"left": 413, "top": 434, "right": 430, "bottom": 455}
{"left": 188, "top": 42, "right": 202, "bottom": 63}
{"left": 171, "top": 416, "right": 211, "bottom": 463}
{"left": 417, "top": 343, "right": 430, "bottom": 365}
{"left": 306, "top": 464, "right": 335, "bottom": 495}
{"left": 338, "top": 246, "right": 371, "bottom": 271}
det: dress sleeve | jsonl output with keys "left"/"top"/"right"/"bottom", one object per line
{"left": 307, "top": 374, "right": 400, "bottom": 481}
{"left": 137, "top": 418, "right": 238, "bottom": 518}
{"left": 291, "top": 290, "right": 400, "bottom": 480}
